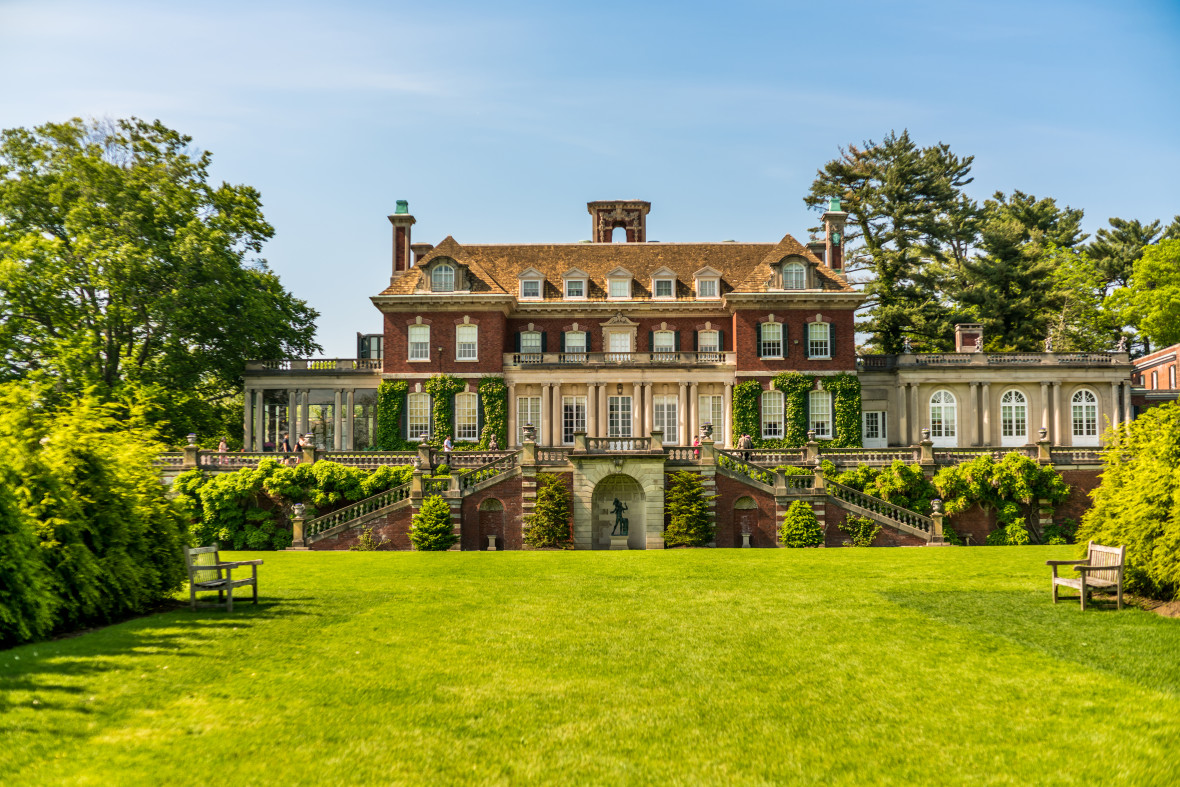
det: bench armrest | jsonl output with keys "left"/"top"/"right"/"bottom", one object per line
{"left": 1046, "top": 559, "right": 1086, "bottom": 566}
{"left": 203, "top": 560, "right": 264, "bottom": 569}
{"left": 1075, "top": 564, "right": 1122, "bottom": 573}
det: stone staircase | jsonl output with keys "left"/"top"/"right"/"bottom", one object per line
{"left": 822, "top": 480, "right": 935, "bottom": 543}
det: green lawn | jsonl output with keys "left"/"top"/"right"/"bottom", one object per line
{"left": 2, "top": 548, "right": 1179, "bottom": 785}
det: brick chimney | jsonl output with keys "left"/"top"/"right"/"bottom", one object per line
{"left": 388, "top": 200, "right": 416, "bottom": 273}
{"left": 587, "top": 200, "right": 651, "bottom": 243}
{"left": 954, "top": 323, "right": 984, "bottom": 353}
{"left": 821, "top": 197, "right": 848, "bottom": 271}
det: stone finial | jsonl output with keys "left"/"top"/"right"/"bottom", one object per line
{"left": 931, "top": 498, "right": 943, "bottom": 514}
{"left": 186, "top": 433, "right": 198, "bottom": 446}
{"left": 1038, "top": 427, "right": 1048, "bottom": 441}
{"left": 522, "top": 422, "right": 537, "bottom": 442}
{"left": 920, "top": 427, "right": 930, "bottom": 442}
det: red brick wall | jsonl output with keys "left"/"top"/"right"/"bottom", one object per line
{"left": 714, "top": 474, "right": 777, "bottom": 547}
{"left": 947, "top": 502, "right": 994, "bottom": 545}
{"left": 1055, "top": 469, "right": 1102, "bottom": 525}
{"left": 822, "top": 504, "right": 926, "bottom": 547}
{"left": 308, "top": 504, "right": 413, "bottom": 550}
{"left": 462, "top": 474, "right": 524, "bottom": 550}
{"left": 732, "top": 309, "right": 857, "bottom": 372}
{"left": 382, "top": 310, "right": 506, "bottom": 374}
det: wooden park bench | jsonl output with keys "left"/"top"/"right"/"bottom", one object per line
{"left": 184, "top": 546, "right": 263, "bottom": 612}
{"left": 1047, "top": 541, "right": 1125, "bottom": 611}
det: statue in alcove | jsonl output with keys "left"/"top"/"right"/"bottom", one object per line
{"left": 611, "top": 498, "right": 629, "bottom": 536}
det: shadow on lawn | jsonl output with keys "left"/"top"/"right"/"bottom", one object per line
{"left": 883, "top": 589, "right": 1180, "bottom": 696}
{"left": 0, "top": 597, "right": 317, "bottom": 716}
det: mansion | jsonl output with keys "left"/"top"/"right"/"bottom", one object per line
{"left": 242, "top": 199, "right": 1135, "bottom": 455}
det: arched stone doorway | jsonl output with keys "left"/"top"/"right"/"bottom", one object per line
{"left": 591, "top": 474, "right": 645, "bottom": 549}
{"left": 734, "top": 496, "right": 758, "bottom": 547}
{"left": 479, "top": 498, "right": 504, "bottom": 551}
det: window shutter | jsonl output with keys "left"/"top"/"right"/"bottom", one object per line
{"left": 804, "top": 324, "right": 811, "bottom": 359}
{"left": 674, "top": 332, "right": 681, "bottom": 352}
{"left": 718, "top": 329, "right": 725, "bottom": 351}
{"left": 541, "top": 332, "right": 548, "bottom": 352}
{"left": 451, "top": 394, "right": 457, "bottom": 439}
{"left": 400, "top": 391, "right": 408, "bottom": 446}
{"left": 514, "top": 332, "right": 521, "bottom": 353}
{"left": 829, "top": 323, "right": 836, "bottom": 358}
{"left": 756, "top": 322, "right": 762, "bottom": 357}
{"left": 692, "top": 331, "right": 698, "bottom": 351}
{"left": 560, "top": 332, "right": 566, "bottom": 353}
{"left": 782, "top": 325, "right": 788, "bottom": 358}
{"left": 476, "top": 392, "right": 485, "bottom": 443}
{"left": 803, "top": 389, "right": 811, "bottom": 435}
{"left": 426, "top": 395, "right": 433, "bottom": 438}
{"left": 648, "top": 330, "right": 654, "bottom": 351}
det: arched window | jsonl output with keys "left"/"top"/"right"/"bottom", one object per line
{"left": 929, "top": 390, "right": 957, "bottom": 447}
{"left": 653, "top": 330, "right": 676, "bottom": 357}
{"left": 1071, "top": 389, "right": 1099, "bottom": 446}
{"left": 1000, "top": 389, "right": 1028, "bottom": 447}
{"left": 407, "top": 392, "right": 431, "bottom": 441}
{"left": 761, "top": 390, "right": 784, "bottom": 439}
{"left": 784, "top": 262, "right": 806, "bottom": 289}
{"left": 455, "top": 392, "right": 479, "bottom": 441}
{"left": 431, "top": 263, "right": 455, "bottom": 292}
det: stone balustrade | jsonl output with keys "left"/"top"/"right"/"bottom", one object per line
{"left": 503, "top": 351, "right": 736, "bottom": 368}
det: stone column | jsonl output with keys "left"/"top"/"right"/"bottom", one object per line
{"left": 677, "top": 381, "right": 688, "bottom": 445}
{"left": 253, "top": 389, "right": 265, "bottom": 451}
{"left": 243, "top": 388, "right": 254, "bottom": 451}
{"left": 897, "top": 382, "right": 908, "bottom": 446}
{"left": 981, "top": 383, "right": 991, "bottom": 446}
{"left": 1110, "top": 381, "right": 1120, "bottom": 430}
{"left": 1040, "top": 382, "right": 1050, "bottom": 437}
{"left": 643, "top": 382, "right": 653, "bottom": 437}
{"left": 689, "top": 382, "right": 699, "bottom": 441}
{"left": 723, "top": 382, "right": 733, "bottom": 448}
{"left": 599, "top": 384, "right": 609, "bottom": 437}
{"left": 301, "top": 390, "right": 310, "bottom": 442}
{"left": 288, "top": 390, "right": 298, "bottom": 444}
{"left": 1053, "top": 382, "right": 1062, "bottom": 445}
{"left": 507, "top": 382, "right": 517, "bottom": 447}
{"left": 333, "top": 389, "right": 343, "bottom": 450}
{"left": 632, "top": 382, "right": 643, "bottom": 439}
{"left": 1123, "top": 381, "right": 1134, "bottom": 425}
{"left": 346, "top": 389, "right": 355, "bottom": 450}
{"left": 969, "top": 382, "right": 979, "bottom": 446}
{"left": 540, "top": 383, "right": 552, "bottom": 446}
{"left": 553, "top": 382, "right": 563, "bottom": 446}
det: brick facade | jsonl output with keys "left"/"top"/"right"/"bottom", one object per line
{"left": 732, "top": 309, "right": 857, "bottom": 373}
{"left": 382, "top": 310, "right": 506, "bottom": 375}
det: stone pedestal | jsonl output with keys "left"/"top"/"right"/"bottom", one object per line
{"left": 741, "top": 533, "right": 751, "bottom": 548}
{"left": 487, "top": 535, "right": 498, "bottom": 551}
{"left": 610, "top": 535, "right": 630, "bottom": 550}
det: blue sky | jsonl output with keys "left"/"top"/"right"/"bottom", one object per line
{"left": 3, "top": 0, "right": 1178, "bottom": 357}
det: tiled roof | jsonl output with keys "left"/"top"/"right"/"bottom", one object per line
{"left": 379, "top": 233, "right": 854, "bottom": 298}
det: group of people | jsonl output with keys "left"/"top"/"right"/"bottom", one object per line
{"left": 214, "top": 433, "right": 310, "bottom": 465}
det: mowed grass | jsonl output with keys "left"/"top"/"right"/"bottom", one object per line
{"left": 2, "top": 548, "right": 1179, "bottom": 785}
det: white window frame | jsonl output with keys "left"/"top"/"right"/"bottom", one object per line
{"left": 698, "top": 330, "right": 720, "bottom": 352}
{"left": 516, "top": 396, "right": 541, "bottom": 446}
{"left": 784, "top": 262, "right": 806, "bottom": 290}
{"left": 760, "top": 322, "right": 783, "bottom": 359}
{"left": 653, "top": 394, "right": 679, "bottom": 445}
{"left": 520, "top": 331, "right": 542, "bottom": 356}
{"left": 564, "top": 279, "right": 586, "bottom": 300}
{"left": 653, "top": 330, "right": 676, "bottom": 357}
{"left": 862, "top": 411, "right": 887, "bottom": 449}
{"left": 929, "top": 390, "right": 958, "bottom": 448}
{"left": 431, "top": 264, "right": 455, "bottom": 292}
{"left": 607, "top": 331, "right": 632, "bottom": 361}
{"left": 455, "top": 392, "right": 479, "bottom": 441}
{"left": 520, "top": 279, "right": 542, "bottom": 300}
{"left": 608, "top": 278, "right": 631, "bottom": 300}
{"left": 563, "top": 330, "right": 587, "bottom": 362}
{"left": 408, "top": 324, "right": 430, "bottom": 361}
{"left": 808, "top": 322, "right": 830, "bottom": 359}
{"left": 809, "top": 390, "right": 832, "bottom": 439}
{"left": 696, "top": 278, "right": 719, "bottom": 299}
{"left": 698, "top": 394, "right": 723, "bottom": 439}
{"left": 407, "top": 392, "right": 431, "bottom": 441}
{"left": 653, "top": 278, "right": 675, "bottom": 299}
{"left": 1071, "top": 389, "right": 1099, "bottom": 447}
{"left": 561, "top": 395, "right": 587, "bottom": 445}
{"left": 761, "top": 390, "right": 784, "bottom": 440}
{"left": 456, "top": 324, "right": 478, "bottom": 361}
{"left": 608, "top": 396, "right": 632, "bottom": 438}
{"left": 1000, "top": 389, "right": 1028, "bottom": 447}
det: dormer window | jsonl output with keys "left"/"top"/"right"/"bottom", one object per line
{"left": 784, "top": 262, "right": 806, "bottom": 290}
{"left": 606, "top": 267, "right": 633, "bottom": 300}
{"left": 694, "top": 266, "right": 722, "bottom": 300}
{"left": 651, "top": 267, "right": 676, "bottom": 300}
{"left": 563, "top": 268, "right": 588, "bottom": 300}
{"left": 521, "top": 279, "right": 541, "bottom": 299}
{"left": 654, "top": 279, "right": 674, "bottom": 299}
{"left": 431, "top": 263, "right": 455, "bottom": 292}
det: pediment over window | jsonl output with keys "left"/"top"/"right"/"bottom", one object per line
{"left": 562, "top": 267, "right": 589, "bottom": 279}
{"left": 419, "top": 256, "right": 470, "bottom": 293}
{"left": 517, "top": 267, "right": 545, "bottom": 280}
{"left": 605, "top": 266, "right": 633, "bottom": 279}
{"left": 600, "top": 311, "right": 639, "bottom": 327}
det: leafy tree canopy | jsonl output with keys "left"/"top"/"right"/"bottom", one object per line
{"left": 0, "top": 117, "right": 319, "bottom": 445}
{"left": 1110, "top": 239, "right": 1180, "bottom": 351}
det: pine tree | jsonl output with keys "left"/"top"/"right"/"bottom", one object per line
{"left": 664, "top": 471, "right": 717, "bottom": 547}
{"left": 524, "top": 473, "right": 572, "bottom": 549}
{"left": 410, "top": 495, "right": 458, "bottom": 551}
{"left": 779, "top": 500, "right": 823, "bottom": 548}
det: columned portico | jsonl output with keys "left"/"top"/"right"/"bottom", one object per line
{"left": 253, "top": 389, "right": 264, "bottom": 451}
{"left": 723, "top": 383, "right": 733, "bottom": 447}
{"left": 507, "top": 382, "right": 517, "bottom": 445}
{"left": 969, "top": 382, "right": 979, "bottom": 446}
{"left": 1053, "top": 382, "right": 1062, "bottom": 444}
{"left": 981, "top": 383, "right": 991, "bottom": 446}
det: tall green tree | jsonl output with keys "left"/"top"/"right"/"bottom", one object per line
{"left": 1087, "top": 216, "right": 1180, "bottom": 353}
{"left": 806, "top": 130, "right": 978, "bottom": 353}
{"left": 0, "top": 117, "right": 319, "bottom": 445}
{"left": 1042, "top": 245, "right": 1118, "bottom": 352}
{"left": 664, "top": 471, "right": 716, "bottom": 547}
{"left": 951, "top": 191, "right": 1086, "bottom": 351}
{"left": 1111, "top": 239, "right": 1180, "bottom": 350}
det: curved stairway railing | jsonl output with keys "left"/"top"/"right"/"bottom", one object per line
{"left": 460, "top": 452, "right": 519, "bottom": 491}
{"left": 305, "top": 483, "right": 411, "bottom": 539}
{"left": 824, "top": 480, "right": 933, "bottom": 540}
{"left": 716, "top": 450, "right": 775, "bottom": 486}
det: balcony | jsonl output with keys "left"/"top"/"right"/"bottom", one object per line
{"left": 503, "top": 351, "right": 735, "bottom": 369}
{"left": 858, "top": 351, "right": 1129, "bottom": 370}
{"left": 244, "top": 358, "right": 383, "bottom": 373}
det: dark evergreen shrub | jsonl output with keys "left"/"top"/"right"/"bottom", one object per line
{"left": 410, "top": 495, "right": 458, "bottom": 551}
{"left": 780, "top": 500, "right": 823, "bottom": 548}
{"left": 664, "top": 471, "right": 717, "bottom": 547}
{"left": 525, "top": 473, "right": 573, "bottom": 549}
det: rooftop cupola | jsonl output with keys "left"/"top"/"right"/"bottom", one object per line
{"left": 821, "top": 196, "right": 849, "bottom": 271}
{"left": 388, "top": 200, "right": 416, "bottom": 274}
{"left": 588, "top": 200, "right": 651, "bottom": 243}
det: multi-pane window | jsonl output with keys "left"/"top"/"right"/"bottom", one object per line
{"left": 562, "top": 396, "right": 587, "bottom": 445}
{"left": 808, "top": 322, "right": 830, "bottom": 358}
{"left": 784, "top": 262, "right": 806, "bottom": 289}
{"left": 760, "top": 322, "right": 783, "bottom": 358}
{"left": 1172, "top": 366, "right": 1177, "bottom": 389}
{"left": 862, "top": 411, "right": 886, "bottom": 447}
{"left": 431, "top": 264, "right": 455, "bottom": 292}
{"left": 1072, "top": 389, "right": 1098, "bottom": 441}
{"left": 698, "top": 330, "right": 720, "bottom": 352}
{"left": 809, "top": 390, "right": 831, "bottom": 438}
{"left": 407, "top": 392, "right": 431, "bottom": 441}
{"left": 761, "top": 390, "right": 784, "bottom": 439}
{"left": 697, "top": 278, "right": 718, "bottom": 298}
{"left": 698, "top": 395, "right": 724, "bottom": 438}
{"left": 653, "top": 395, "right": 679, "bottom": 444}
{"left": 564, "top": 331, "right": 587, "bottom": 361}
{"left": 521, "top": 280, "right": 541, "bottom": 299}
{"left": 516, "top": 396, "right": 541, "bottom": 445}
{"left": 608, "top": 396, "right": 632, "bottom": 438}
{"left": 653, "top": 330, "right": 675, "bottom": 356}
{"left": 608, "top": 332, "right": 631, "bottom": 360}
{"left": 520, "top": 331, "right": 542, "bottom": 357}
{"left": 565, "top": 279, "right": 585, "bottom": 299}
{"left": 929, "top": 390, "right": 957, "bottom": 440}
{"left": 456, "top": 324, "right": 478, "bottom": 361}
{"left": 609, "top": 279, "right": 630, "bottom": 299}
{"left": 654, "top": 279, "right": 674, "bottom": 298}
{"left": 1000, "top": 390, "right": 1027, "bottom": 443}
{"left": 408, "top": 324, "right": 430, "bottom": 361}
{"left": 455, "top": 392, "right": 479, "bottom": 441}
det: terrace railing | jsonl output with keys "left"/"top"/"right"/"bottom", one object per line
{"left": 503, "top": 351, "right": 736, "bottom": 368}
{"left": 321, "top": 451, "right": 417, "bottom": 468}
{"left": 460, "top": 452, "right": 519, "bottom": 491}
{"left": 584, "top": 437, "right": 653, "bottom": 452}
{"left": 825, "top": 480, "right": 933, "bottom": 538}
{"left": 818, "top": 447, "right": 920, "bottom": 465}
{"left": 933, "top": 447, "right": 1035, "bottom": 464}
{"left": 536, "top": 447, "right": 573, "bottom": 464}
{"left": 245, "top": 358, "right": 383, "bottom": 373}
{"left": 200, "top": 451, "right": 297, "bottom": 469}
{"left": 747, "top": 449, "right": 807, "bottom": 466}
{"left": 305, "top": 482, "right": 411, "bottom": 538}
{"left": 716, "top": 449, "right": 775, "bottom": 487}
{"left": 666, "top": 446, "right": 701, "bottom": 463}
{"left": 446, "top": 450, "right": 517, "bottom": 468}
{"left": 1049, "top": 448, "right": 1105, "bottom": 464}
